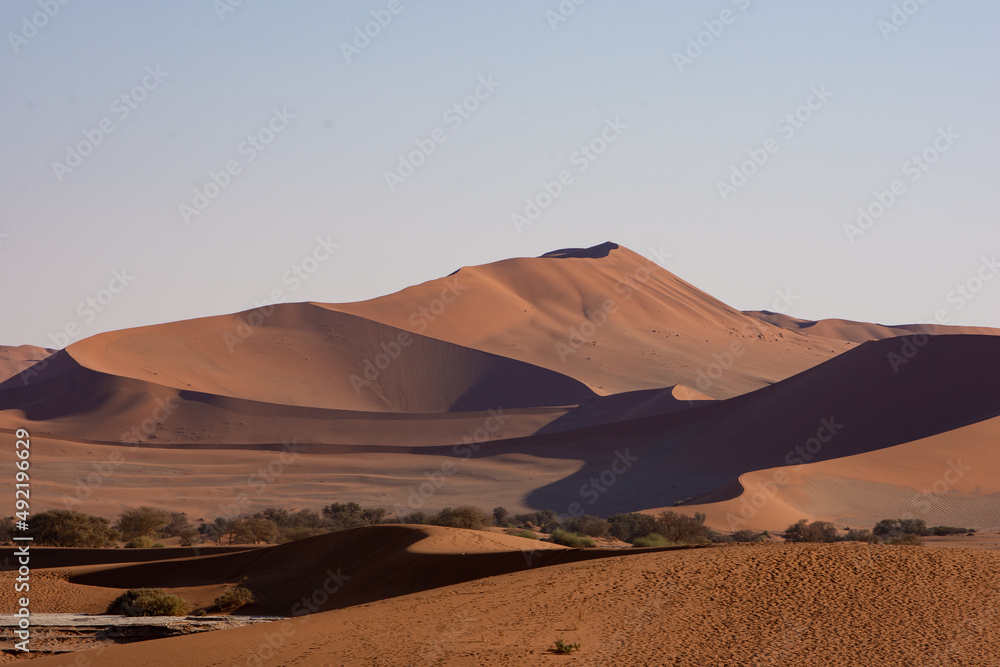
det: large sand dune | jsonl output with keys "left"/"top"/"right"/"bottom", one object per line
{"left": 1, "top": 242, "right": 998, "bottom": 532}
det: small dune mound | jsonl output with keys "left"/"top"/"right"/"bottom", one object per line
{"left": 69, "top": 525, "right": 632, "bottom": 616}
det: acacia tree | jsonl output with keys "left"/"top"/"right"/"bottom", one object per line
{"left": 116, "top": 507, "right": 171, "bottom": 540}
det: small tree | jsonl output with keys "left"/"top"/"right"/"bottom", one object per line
{"left": 106, "top": 588, "right": 191, "bottom": 616}
{"left": 433, "top": 506, "right": 490, "bottom": 530}
{"left": 784, "top": 519, "right": 837, "bottom": 543}
{"left": 492, "top": 506, "right": 510, "bottom": 526}
{"left": 215, "top": 586, "right": 255, "bottom": 612}
{"left": 29, "top": 510, "right": 119, "bottom": 547}
{"left": 116, "top": 507, "right": 171, "bottom": 541}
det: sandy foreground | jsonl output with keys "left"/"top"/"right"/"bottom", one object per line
{"left": 4, "top": 539, "right": 998, "bottom": 666}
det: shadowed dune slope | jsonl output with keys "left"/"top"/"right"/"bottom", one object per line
{"left": 675, "top": 414, "right": 1000, "bottom": 531}
{"left": 0, "top": 343, "right": 55, "bottom": 383}
{"left": 521, "top": 334, "right": 1000, "bottom": 518}
{"left": 69, "top": 525, "right": 690, "bottom": 616}
{"left": 51, "top": 304, "right": 596, "bottom": 413}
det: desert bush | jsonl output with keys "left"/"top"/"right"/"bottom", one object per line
{"left": 159, "top": 512, "right": 193, "bottom": 538}
{"left": 653, "top": 511, "right": 711, "bottom": 544}
{"left": 506, "top": 529, "right": 539, "bottom": 540}
{"left": 116, "top": 507, "right": 172, "bottom": 541}
{"left": 28, "top": 510, "right": 119, "bottom": 547}
{"left": 322, "top": 502, "right": 386, "bottom": 530}
{"left": 215, "top": 586, "right": 255, "bottom": 612}
{"left": 106, "top": 588, "right": 191, "bottom": 616}
{"left": 873, "top": 518, "right": 929, "bottom": 538}
{"left": 549, "top": 529, "right": 595, "bottom": 548}
{"left": 512, "top": 510, "right": 560, "bottom": 532}
{"left": 784, "top": 519, "right": 837, "bottom": 543}
{"left": 0, "top": 517, "right": 14, "bottom": 543}
{"left": 492, "top": 506, "right": 510, "bottom": 526}
{"left": 562, "top": 514, "right": 610, "bottom": 538}
{"left": 730, "top": 530, "right": 765, "bottom": 543}
{"left": 178, "top": 527, "right": 201, "bottom": 547}
{"left": 631, "top": 533, "right": 674, "bottom": 548}
{"left": 930, "top": 525, "right": 970, "bottom": 536}
{"left": 888, "top": 534, "right": 924, "bottom": 546}
{"left": 396, "top": 511, "right": 430, "bottom": 525}
{"left": 552, "top": 638, "right": 580, "bottom": 654}
{"left": 124, "top": 535, "right": 164, "bottom": 548}
{"left": 840, "top": 528, "right": 880, "bottom": 544}
{"left": 607, "top": 512, "right": 658, "bottom": 542}
{"left": 709, "top": 532, "right": 734, "bottom": 543}
{"left": 432, "top": 506, "right": 491, "bottom": 530}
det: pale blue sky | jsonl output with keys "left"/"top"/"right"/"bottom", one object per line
{"left": 2, "top": 1, "right": 998, "bottom": 347}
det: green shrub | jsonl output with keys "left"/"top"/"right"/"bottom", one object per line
{"left": 930, "top": 526, "right": 970, "bottom": 536}
{"left": 124, "top": 535, "right": 158, "bottom": 548}
{"left": 432, "top": 506, "right": 491, "bottom": 530}
{"left": 512, "top": 510, "right": 560, "bottom": 532}
{"left": 888, "top": 534, "right": 924, "bottom": 546}
{"left": 506, "top": 529, "right": 539, "bottom": 540}
{"left": 840, "top": 528, "right": 880, "bottom": 544}
{"left": 549, "top": 529, "right": 595, "bottom": 548}
{"left": 730, "top": 530, "right": 764, "bottom": 543}
{"left": 873, "top": 518, "right": 929, "bottom": 538}
{"left": 106, "top": 588, "right": 191, "bottom": 616}
{"left": 116, "top": 507, "right": 172, "bottom": 541}
{"left": 552, "top": 638, "right": 580, "bottom": 654}
{"left": 608, "top": 512, "right": 658, "bottom": 542}
{"left": 27, "top": 510, "right": 119, "bottom": 547}
{"left": 562, "top": 514, "right": 610, "bottom": 537}
{"left": 215, "top": 586, "right": 255, "bottom": 612}
{"left": 631, "top": 534, "right": 674, "bottom": 548}
{"left": 784, "top": 519, "right": 837, "bottom": 543}
{"left": 492, "top": 506, "right": 510, "bottom": 526}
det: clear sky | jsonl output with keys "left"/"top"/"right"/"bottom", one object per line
{"left": 2, "top": 1, "right": 998, "bottom": 348}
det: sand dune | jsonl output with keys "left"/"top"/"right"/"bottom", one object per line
{"left": 324, "top": 242, "right": 849, "bottom": 399}
{"left": 746, "top": 310, "right": 1000, "bottom": 343}
{"left": 0, "top": 344, "right": 55, "bottom": 384}
{"left": 1, "top": 242, "right": 998, "bottom": 534}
